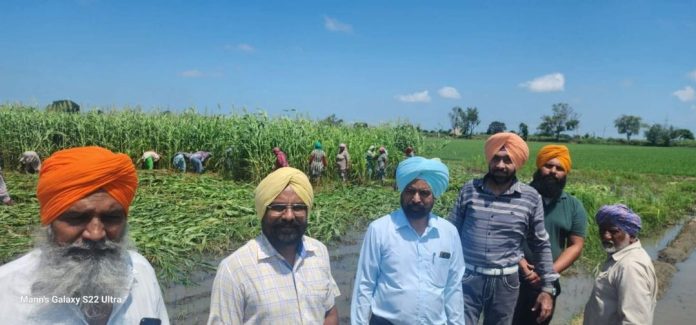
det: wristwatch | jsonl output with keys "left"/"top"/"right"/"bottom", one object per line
{"left": 541, "top": 285, "right": 557, "bottom": 297}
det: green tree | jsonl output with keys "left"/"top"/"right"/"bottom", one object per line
{"left": 518, "top": 122, "right": 529, "bottom": 141}
{"left": 486, "top": 121, "right": 507, "bottom": 134}
{"left": 614, "top": 115, "right": 642, "bottom": 141}
{"left": 46, "top": 100, "right": 80, "bottom": 113}
{"left": 537, "top": 103, "right": 580, "bottom": 141}
{"left": 449, "top": 106, "right": 465, "bottom": 136}
{"left": 463, "top": 107, "right": 480, "bottom": 138}
{"left": 321, "top": 114, "right": 344, "bottom": 126}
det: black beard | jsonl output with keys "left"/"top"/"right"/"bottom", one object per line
{"left": 402, "top": 202, "right": 432, "bottom": 220}
{"left": 530, "top": 170, "right": 566, "bottom": 200}
{"left": 262, "top": 218, "right": 307, "bottom": 248}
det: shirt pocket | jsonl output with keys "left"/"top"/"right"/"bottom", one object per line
{"left": 304, "top": 280, "right": 331, "bottom": 310}
{"left": 430, "top": 256, "right": 451, "bottom": 288}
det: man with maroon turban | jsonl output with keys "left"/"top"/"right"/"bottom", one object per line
{"left": 513, "top": 145, "right": 588, "bottom": 325}
{"left": 449, "top": 133, "right": 558, "bottom": 325}
{"left": 0, "top": 146, "right": 169, "bottom": 324}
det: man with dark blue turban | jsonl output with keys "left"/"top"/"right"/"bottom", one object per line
{"left": 583, "top": 204, "right": 657, "bottom": 325}
{"left": 351, "top": 157, "right": 465, "bottom": 324}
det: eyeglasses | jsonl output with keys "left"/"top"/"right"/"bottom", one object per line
{"left": 266, "top": 203, "right": 309, "bottom": 216}
{"left": 403, "top": 188, "right": 433, "bottom": 198}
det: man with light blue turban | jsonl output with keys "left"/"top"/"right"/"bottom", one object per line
{"left": 351, "top": 157, "right": 465, "bottom": 325}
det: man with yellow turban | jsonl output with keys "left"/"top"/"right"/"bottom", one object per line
{"left": 449, "top": 132, "right": 559, "bottom": 325}
{"left": 208, "top": 167, "right": 340, "bottom": 325}
{"left": 0, "top": 146, "right": 169, "bottom": 324}
{"left": 351, "top": 157, "right": 465, "bottom": 324}
{"left": 513, "top": 145, "right": 588, "bottom": 325}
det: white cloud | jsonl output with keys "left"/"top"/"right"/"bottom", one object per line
{"left": 673, "top": 86, "right": 695, "bottom": 102}
{"left": 689, "top": 69, "right": 696, "bottom": 81}
{"left": 438, "top": 86, "right": 461, "bottom": 99}
{"left": 237, "top": 43, "right": 255, "bottom": 53}
{"left": 179, "top": 69, "right": 204, "bottom": 78}
{"left": 519, "top": 73, "right": 565, "bottom": 92}
{"left": 395, "top": 90, "right": 431, "bottom": 103}
{"left": 324, "top": 16, "right": 353, "bottom": 33}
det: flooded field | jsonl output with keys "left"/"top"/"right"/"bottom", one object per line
{"left": 164, "top": 218, "right": 695, "bottom": 324}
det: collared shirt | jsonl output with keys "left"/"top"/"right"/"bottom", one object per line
{"left": 583, "top": 240, "right": 657, "bottom": 325}
{"left": 351, "top": 209, "right": 466, "bottom": 325}
{"left": 449, "top": 176, "right": 559, "bottom": 285}
{"left": 0, "top": 249, "right": 170, "bottom": 324}
{"left": 208, "top": 234, "right": 340, "bottom": 325}
{"left": 524, "top": 191, "right": 588, "bottom": 261}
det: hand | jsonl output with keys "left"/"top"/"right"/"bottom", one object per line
{"left": 522, "top": 270, "right": 541, "bottom": 287}
{"left": 532, "top": 292, "right": 554, "bottom": 323}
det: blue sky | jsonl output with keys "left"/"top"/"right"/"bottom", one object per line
{"left": 2, "top": 0, "right": 695, "bottom": 138}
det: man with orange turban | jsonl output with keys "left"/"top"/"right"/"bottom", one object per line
{"left": 0, "top": 146, "right": 169, "bottom": 324}
{"left": 208, "top": 167, "right": 340, "bottom": 325}
{"left": 449, "top": 132, "right": 558, "bottom": 325}
{"left": 513, "top": 145, "right": 588, "bottom": 325}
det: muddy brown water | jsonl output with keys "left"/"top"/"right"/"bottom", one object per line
{"left": 164, "top": 220, "right": 693, "bottom": 324}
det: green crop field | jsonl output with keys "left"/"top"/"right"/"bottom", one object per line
{"left": 1, "top": 107, "right": 695, "bottom": 284}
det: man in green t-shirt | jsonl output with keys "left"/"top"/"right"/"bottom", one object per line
{"left": 513, "top": 145, "right": 588, "bottom": 325}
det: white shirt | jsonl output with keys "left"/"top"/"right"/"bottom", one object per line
{"left": 583, "top": 240, "right": 657, "bottom": 325}
{"left": 0, "top": 249, "right": 170, "bottom": 325}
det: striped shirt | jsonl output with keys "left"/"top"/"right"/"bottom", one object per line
{"left": 208, "top": 234, "right": 340, "bottom": 325}
{"left": 449, "top": 176, "right": 559, "bottom": 286}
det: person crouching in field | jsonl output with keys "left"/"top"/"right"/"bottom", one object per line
{"left": 208, "top": 167, "right": 340, "bottom": 325}
{"left": 136, "top": 150, "right": 161, "bottom": 170}
{"left": 172, "top": 152, "right": 190, "bottom": 172}
{"left": 0, "top": 146, "right": 169, "bottom": 324}
{"left": 351, "top": 157, "right": 465, "bottom": 324}
{"left": 190, "top": 151, "right": 212, "bottom": 174}
{"left": 19, "top": 150, "right": 41, "bottom": 173}
{"left": 513, "top": 145, "right": 588, "bottom": 325}
{"left": 583, "top": 204, "right": 657, "bottom": 325}
{"left": 273, "top": 147, "right": 289, "bottom": 170}
{"left": 0, "top": 165, "right": 15, "bottom": 205}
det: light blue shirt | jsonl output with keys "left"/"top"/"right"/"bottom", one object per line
{"left": 351, "top": 209, "right": 466, "bottom": 325}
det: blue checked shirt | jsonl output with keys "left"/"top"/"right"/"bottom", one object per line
{"left": 208, "top": 234, "right": 340, "bottom": 325}
{"left": 449, "top": 177, "right": 559, "bottom": 286}
{"left": 351, "top": 209, "right": 466, "bottom": 325}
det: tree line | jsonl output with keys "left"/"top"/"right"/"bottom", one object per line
{"left": 445, "top": 103, "right": 694, "bottom": 147}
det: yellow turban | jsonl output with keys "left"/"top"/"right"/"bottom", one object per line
{"left": 536, "top": 145, "right": 572, "bottom": 173}
{"left": 484, "top": 132, "right": 529, "bottom": 170}
{"left": 254, "top": 167, "right": 314, "bottom": 218}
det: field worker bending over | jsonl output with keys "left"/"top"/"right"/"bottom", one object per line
{"left": 19, "top": 150, "right": 41, "bottom": 173}
{"left": 0, "top": 146, "right": 169, "bottom": 324}
{"left": 336, "top": 143, "right": 350, "bottom": 182}
{"left": 351, "top": 157, "right": 465, "bottom": 325}
{"left": 449, "top": 132, "right": 559, "bottom": 325}
{"left": 172, "top": 152, "right": 190, "bottom": 172}
{"left": 190, "top": 151, "right": 212, "bottom": 174}
{"left": 208, "top": 167, "right": 340, "bottom": 325}
{"left": 136, "top": 150, "right": 161, "bottom": 170}
{"left": 273, "top": 147, "right": 289, "bottom": 170}
{"left": 583, "top": 204, "right": 657, "bottom": 325}
{"left": 513, "top": 145, "right": 588, "bottom": 325}
{"left": 0, "top": 165, "right": 15, "bottom": 205}
{"left": 308, "top": 141, "right": 327, "bottom": 184}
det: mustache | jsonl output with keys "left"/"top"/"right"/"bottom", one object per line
{"left": 61, "top": 239, "right": 122, "bottom": 260}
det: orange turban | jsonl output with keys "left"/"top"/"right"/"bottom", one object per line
{"left": 37, "top": 146, "right": 138, "bottom": 225}
{"left": 536, "top": 145, "right": 572, "bottom": 173}
{"left": 484, "top": 132, "right": 529, "bottom": 170}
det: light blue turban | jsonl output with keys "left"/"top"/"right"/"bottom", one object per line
{"left": 396, "top": 156, "right": 449, "bottom": 198}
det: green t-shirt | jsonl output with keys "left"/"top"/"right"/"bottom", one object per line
{"left": 525, "top": 191, "right": 588, "bottom": 262}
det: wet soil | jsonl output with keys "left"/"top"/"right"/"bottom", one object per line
{"left": 163, "top": 217, "right": 696, "bottom": 324}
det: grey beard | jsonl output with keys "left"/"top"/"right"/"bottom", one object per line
{"left": 31, "top": 227, "right": 133, "bottom": 322}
